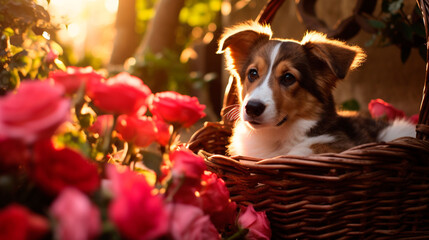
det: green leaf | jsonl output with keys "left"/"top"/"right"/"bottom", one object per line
{"left": 340, "top": 99, "right": 360, "bottom": 111}
{"left": 55, "top": 131, "right": 91, "bottom": 158}
{"left": 79, "top": 113, "right": 95, "bottom": 129}
{"left": 141, "top": 151, "right": 163, "bottom": 177}
{"left": 367, "top": 19, "right": 386, "bottom": 29}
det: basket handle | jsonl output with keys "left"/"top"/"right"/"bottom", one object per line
{"left": 221, "top": 0, "right": 285, "bottom": 123}
{"left": 417, "top": 0, "right": 429, "bottom": 140}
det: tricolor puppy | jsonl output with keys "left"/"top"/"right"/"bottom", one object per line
{"left": 218, "top": 22, "right": 415, "bottom": 158}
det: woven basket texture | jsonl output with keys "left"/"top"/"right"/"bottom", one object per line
{"left": 188, "top": 0, "right": 429, "bottom": 239}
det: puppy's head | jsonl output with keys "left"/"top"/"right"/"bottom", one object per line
{"left": 218, "top": 22, "right": 365, "bottom": 129}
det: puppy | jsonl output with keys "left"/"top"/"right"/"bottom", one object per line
{"left": 217, "top": 22, "right": 415, "bottom": 158}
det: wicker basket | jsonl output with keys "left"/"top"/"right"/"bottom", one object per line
{"left": 188, "top": 0, "right": 429, "bottom": 239}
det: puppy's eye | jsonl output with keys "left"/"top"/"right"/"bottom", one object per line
{"left": 279, "top": 73, "right": 296, "bottom": 87}
{"left": 248, "top": 69, "right": 259, "bottom": 83}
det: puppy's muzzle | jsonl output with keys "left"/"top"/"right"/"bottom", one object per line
{"left": 245, "top": 100, "right": 266, "bottom": 118}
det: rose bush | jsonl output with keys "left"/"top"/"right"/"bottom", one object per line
{"left": 87, "top": 72, "right": 151, "bottom": 115}
{"left": 50, "top": 66, "right": 104, "bottom": 95}
{"left": 238, "top": 205, "right": 272, "bottom": 240}
{"left": 32, "top": 140, "right": 100, "bottom": 195}
{"left": 50, "top": 188, "right": 101, "bottom": 240}
{"left": 151, "top": 91, "right": 206, "bottom": 128}
{"left": 0, "top": 68, "right": 271, "bottom": 240}
{"left": 0, "top": 81, "right": 69, "bottom": 143}
{"left": 368, "top": 98, "right": 418, "bottom": 123}
{"left": 0, "top": 204, "right": 49, "bottom": 240}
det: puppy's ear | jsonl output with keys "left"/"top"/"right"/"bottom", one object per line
{"left": 218, "top": 22, "right": 272, "bottom": 77}
{"left": 301, "top": 32, "right": 366, "bottom": 79}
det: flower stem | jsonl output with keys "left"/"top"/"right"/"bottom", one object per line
{"left": 101, "top": 114, "right": 117, "bottom": 162}
{"left": 225, "top": 228, "right": 249, "bottom": 240}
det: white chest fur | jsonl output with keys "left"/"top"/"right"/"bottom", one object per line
{"left": 227, "top": 119, "right": 335, "bottom": 158}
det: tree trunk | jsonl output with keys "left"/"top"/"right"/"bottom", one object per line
{"left": 109, "top": 0, "right": 141, "bottom": 68}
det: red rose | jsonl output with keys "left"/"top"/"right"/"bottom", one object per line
{"left": 200, "top": 172, "right": 237, "bottom": 229}
{"left": 409, "top": 114, "right": 419, "bottom": 124}
{"left": 170, "top": 148, "right": 206, "bottom": 179}
{"left": 237, "top": 205, "right": 271, "bottom": 240}
{"left": 51, "top": 188, "right": 101, "bottom": 240}
{"left": 32, "top": 140, "right": 100, "bottom": 195}
{"left": 88, "top": 114, "right": 114, "bottom": 137}
{"left": 0, "top": 138, "right": 30, "bottom": 172}
{"left": 150, "top": 91, "right": 206, "bottom": 128}
{"left": 115, "top": 114, "right": 156, "bottom": 147}
{"left": 368, "top": 99, "right": 405, "bottom": 121}
{"left": 166, "top": 203, "right": 220, "bottom": 240}
{"left": 87, "top": 72, "right": 151, "bottom": 115}
{"left": 0, "top": 81, "right": 69, "bottom": 143}
{"left": 50, "top": 66, "right": 104, "bottom": 95}
{"left": 107, "top": 165, "right": 168, "bottom": 240}
{"left": 154, "top": 118, "right": 171, "bottom": 146}
{"left": 0, "top": 204, "right": 49, "bottom": 240}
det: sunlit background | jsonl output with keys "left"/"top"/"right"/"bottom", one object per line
{"left": 45, "top": 0, "right": 119, "bottom": 65}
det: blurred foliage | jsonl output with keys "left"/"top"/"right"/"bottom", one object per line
{"left": 61, "top": 45, "right": 104, "bottom": 70}
{"left": 340, "top": 99, "right": 360, "bottom": 111}
{"left": 366, "top": 0, "right": 426, "bottom": 63}
{"left": 0, "top": 0, "right": 64, "bottom": 95}
{"left": 129, "top": 0, "right": 221, "bottom": 95}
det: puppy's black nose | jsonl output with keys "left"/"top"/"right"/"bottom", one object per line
{"left": 245, "top": 100, "right": 266, "bottom": 117}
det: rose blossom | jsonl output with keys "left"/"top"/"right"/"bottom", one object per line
{"left": 0, "top": 204, "right": 49, "bottom": 240}
{"left": 154, "top": 117, "right": 171, "bottom": 146}
{"left": 170, "top": 148, "right": 206, "bottom": 179}
{"left": 166, "top": 203, "right": 220, "bottom": 240}
{"left": 32, "top": 140, "right": 100, "bottom": 195}
{"left": 115, "top": 115, "right": 156, "bottom": 147}
{"left": 107, "top": 165, "right": 168, "bottom": 240}
{"left": 51, "top": 188, "right": 101, "bottom": 240}
{"left": 0, "top": 138, "right": 29, "bottom": 172}
{"left": 200, "top": 172, "right": 237, "bottom": 229}
{"left": 237, "top": 205, "right": 271, "bottom": 240}
{"left": 150, "top": 91, "right": 206, "bottom": 128}
{"left": 0, "top": 81, "right": 69, "bottom": 143}
{"left": 88, "top": 114, "right": 114, "bottom": 137}
{"left": 87, "top": 72, "right": 151, "bottom": 115}
{"left": 368, "top": 99, "right": 405, "bottom": 121}
{"left": 50, "top": 66, "right": 104, "bottom": 95}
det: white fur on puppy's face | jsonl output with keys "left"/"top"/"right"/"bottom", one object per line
{"left": 242, "top": 42, "right": 281, "bottom": 128}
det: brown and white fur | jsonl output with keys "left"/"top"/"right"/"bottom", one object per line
{"left": 218, "top": 22, "right": 415, "bottom": 158}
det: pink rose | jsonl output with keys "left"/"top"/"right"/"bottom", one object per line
{"left": 0, "top": 204, "right": 49, "bottom": 240}
{"left": 154, "top": 118, "right": 171, "bottom": 146}
{"left": 368, "top": 99, "right": 405, "bottom": 121}
{"left": 88, "top": 114, "right": 114, "bottom": 137}
{"left": 200, "top": 172, "right": 237, "bottom": 229}
{"left": 166, "top": 203, "right": 220, "bottom": 240}
{"left": 170, "top": 148, "right": 206, "bottom": 179}
{"left": 150, "top": 91, "right": 206, "bottom": 128}
{"left": 107, "top": 165, "right": 168, "bottom": 240}
{"left": 237, "top": 205, "right": 271, "bottom": 240}
{"left": 50, "top": 66, "right": 104, "bottom": 95}
{"left": 0, "top": 138, "right": 29, "bottom": 172}
{"left": 115, "top": 115, "right": 156, "bottom": 147}
{"left": 87, "top": 72, "right": 151, "bottom": 115}
{"left": 32, "top": 140, "right": 100, "bottom": 195}
{"left": 50, "top": 188, "right": 101, "bottom": 240}
{"left": 0, "top": 81, "right": 69, "bottom": 143}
